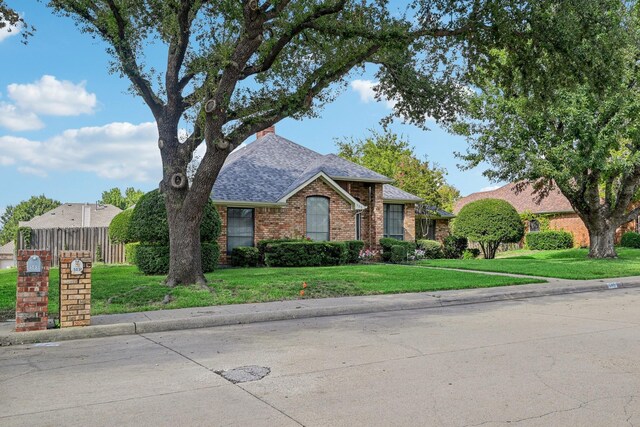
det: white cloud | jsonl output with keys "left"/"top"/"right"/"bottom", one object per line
{"left": 351, "top": 79, "right": 396, "bottom": 109}
{"left": 0, "top": 122, "right": 160, "bottom": 181}
{"left": 0, "top": 20, "right": 20, "bottom": 43}
{"left": 480, "top": 185, "right": 501, "bottom": 192}
{"left": 8, "top": 75, "right": 97, "bottom": 116}
{"left": 0, "top": 155, "right": 15, "bottom": 165}
{"left": 0, "top": 102, "right": 44, "bottom": 131}
{"left": 18, "top": 166, "right": 47, "bottom": 178}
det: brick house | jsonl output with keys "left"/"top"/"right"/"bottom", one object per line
{"left": 211, "top": 127, "right": 427, "bottom": 264}
{"left": 454, "top": 182, "right": 638, "bottom": 247}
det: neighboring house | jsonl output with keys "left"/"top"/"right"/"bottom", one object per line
{"left": 211, "top": 127, "right": 428, "bottom": 263}
{"left": 17, "top": 203, "right": 125, "bottom": 265}
{"left": 415, "top": 205, "right": 455, "bottom": 242}
{"left": 0, "top": 241, "right": 16, "bottom": 269}
{"left": 454, "top": 182, "right": 637, "bottom": 247}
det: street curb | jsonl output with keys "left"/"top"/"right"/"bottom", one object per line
{"left": 2, "top": 281, "right": 638, "bottom": 346}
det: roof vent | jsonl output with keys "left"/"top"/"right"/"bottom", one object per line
{"left": 256, "top": 126, "right": 275, "bottom": 139}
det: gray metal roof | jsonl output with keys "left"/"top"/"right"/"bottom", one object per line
{"left": 19, "top": 203, "right": 122, "bottom": 229}
{"left": 212, "top": 133, "right": 400, "bottom": 204}
{"left": 382, "top": 184, "right": 423, "bottom": 202}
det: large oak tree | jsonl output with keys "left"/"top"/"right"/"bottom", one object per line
{"left": 48, "top": 0, "right": 498, "bottom": 285}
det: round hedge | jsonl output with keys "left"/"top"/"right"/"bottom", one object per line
{"left": 136, "top": 243, "right": 219, "bottom": 275}
{"left": 453, "top": 199, "right": 524, "bottom": 259}
{"left": 620, "top": 231, "right": 640, "bottom": 248}
{"left": 129, "top": 190, "right": 221, "bottom": 245}
{"left": 108, "top": 209, "right": 134, "bottom": 244}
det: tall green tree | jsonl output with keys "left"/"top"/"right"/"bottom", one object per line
{"left": 336, "top": 130, "right": 457, "bottom": 209}
{"left": 47, "top": 0, "right": 494, "bottom": 285}
{"left": 0, "top": 196, "right": 61, "bottom": 245}
{"left": 454, "top": 0, "right": 637, "bottom": 258}
{"left": 100, "top": 187, "right": 144, "bottom": 210}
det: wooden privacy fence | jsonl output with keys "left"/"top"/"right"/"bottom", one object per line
{"left": 17, "top": 227, "right": 125, "bottom": 266}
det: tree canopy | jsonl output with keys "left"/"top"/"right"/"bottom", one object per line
{"left": 99, "top": 187, "right": 144, "bottom": 210}
{"left": 0, "top": 1, "right": 33, "bottom": 42}
{"left": 0, "top": 196, "right": 61, "bottom": 245}
{"left": 453, "top": 0, "right": 638, "bottom": 258}
{"left": 336, "top": 130, "right": 459, "bottom": 210}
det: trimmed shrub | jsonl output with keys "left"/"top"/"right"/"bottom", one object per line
{"left": 345, "top": 240, "right": 365, "bottom": 263}
{"left": 129, "top": 189, "right": 221, "bottom": 245}
{"left": 417, "top": 239, "right": 442, "bottom": 259}
{"left": 453, "top": 199, "right": 524, "bottom": 259}
{"left": 380, "top": 238, "right": 416, "bottom": 262}
{"left": 462, "top": 248, "right": 481, "bottom": 259}
{"left": 125, "top": 242, "right": 139, "bottom": 265}
{"left": 390, "top": 245, "right": 409, "bottom": 263}
{"left": 442, "top": 235, "right": 468, "bottom": 259}
{"left": 526, "top": 230, "right": 573, "bottom": 250}
{"left": 257, "top": 238, "right": 305, "bottom": 263}
{"left": 108, "top": 209, "right": 134, "bottom": 244}
{"left": 264, "top": 241, "right": 348, "bottom": 267}
{"left": 620, "top": 231, "right": 640, "bottom": 248}
{"left": 136, "top": 243, "right": 219, "bottom": 275}
{"left": 230, "top": 246, "right": 260, "bottom": 267}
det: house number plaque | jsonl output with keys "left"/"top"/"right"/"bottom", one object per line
{"left": 26, "top": 255, "right": 42, "bottom": 274}
{"left": 70, "top": 259, "right": 84, "bottom": 275}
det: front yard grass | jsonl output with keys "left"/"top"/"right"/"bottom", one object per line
{"left": 419, "top": 247, "right": 640, "bottom": 280}
{"left": 0, "top": 263, "right": 543, "bottom": 320}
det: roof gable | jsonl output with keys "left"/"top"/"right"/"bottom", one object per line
{"left": 278, "top": 172, "right": 366, "bottom": 210}
{"left": 19, "top": 204, "right": 123, "bottom": 229}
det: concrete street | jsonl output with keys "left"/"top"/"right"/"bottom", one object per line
{"left": 1, "top": 288, "right": 639, "bottom": 426}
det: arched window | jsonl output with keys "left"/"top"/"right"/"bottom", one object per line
{"left": 306, "top": 196, "right": 329, "bottom": 241}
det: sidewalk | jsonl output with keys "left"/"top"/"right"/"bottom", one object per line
{"left": 2, "top": 273, "right": 639, "bottom": 346}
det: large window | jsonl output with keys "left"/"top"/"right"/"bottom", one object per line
{"left": 384, "top": 204, "right": 404, "bottom": 240}
{"left": 306, "top": 196, "right": 330, "bottom": 241}
{"left": 227, "top": 208, "right": 254, "bottom": 253}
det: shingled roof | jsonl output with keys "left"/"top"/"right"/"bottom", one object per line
{"left": 212, "top": 133, "right": 399, "bottom": 205}
{"left": 454, "top": 182, "right": 574, "bottom": 214}
{"left": 19, "top": 204, "right": 122, "bottom": 229}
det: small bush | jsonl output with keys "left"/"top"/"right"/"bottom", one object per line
{"left": 442, "top": 235, "right": 468, "bottom": 259}
{"left": 264, "top": 241, "right": 348, "bottom": 267}
{"left": 136, "top": 243, "right": 219, "bottom": 275}
{"left": 526, "top": 230, "right": 573, "bottom": 250}
{"left": 95, "top": 244, "right": 103, "bottom": 263}
{"left": 390, "top": 245, "right": 409, "bottom": 263}
{"left": 230, "top": 246, "right": 260, "bottom": 267}
{"left": 345, "top": 240, "right": 365, "bottom": 263}
{"left": 380, "top": 238, "right": 416, "bottom": 262}
{"left": 109, "top": 209, "right": 134, "bottom": 244}
{"left": 416, "top": 239, "right": 442, "bottom": 259}
{"left": 125, "top": 242, "right": 139, "bottom": 265}
{"left": 257, "top": 238, "right": 305, "bottom": 263}
{"left": 620, "top": 231, "right": 640, "bottom": 248}
{"left": 462, "top": 248, "right": 481, "bottom": 259}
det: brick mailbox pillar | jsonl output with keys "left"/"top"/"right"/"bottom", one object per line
{"left": 16, "top": 250, "right": 51, "bottom": 332}
{"left": 59, "top": 251, "right": 92, "bottom": 328}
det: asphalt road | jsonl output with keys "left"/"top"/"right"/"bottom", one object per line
{"left": 1, "top": 288, "right": 639, "bottom": 426}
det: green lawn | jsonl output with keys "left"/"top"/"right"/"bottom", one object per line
{"left": 0, "top": 263, "right": 543, "bottom": 320}
{"left": 419, "top": 247, "right": 640, "bottom": 280}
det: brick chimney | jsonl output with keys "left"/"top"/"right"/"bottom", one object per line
{"left": 256, "top": 125, "right": 275, "bottom": 139}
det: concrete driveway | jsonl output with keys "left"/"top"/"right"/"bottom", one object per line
{"left": 1, "top": 288, "right": 639, "bottom": 426}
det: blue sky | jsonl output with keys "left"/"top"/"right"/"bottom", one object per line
{"left": 0, "top": 2, "right": 500, "bottom": 214}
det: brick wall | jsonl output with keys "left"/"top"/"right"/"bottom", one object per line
{"left": 435, "top": 219, "right": 451, "bottom": 242}
{"left": 403, "top": 204, "right": 416, "bottom": 241}
{"left": 59, "top": 251, "right": 92, "bottom": 328}
{"left": 16, "top": 250, "right": 51, "bottom": 332}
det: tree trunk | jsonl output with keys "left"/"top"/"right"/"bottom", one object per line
{"left": 165, "top": 203, "right": 205, "bottom": 286}
{"left": 587, "top": 222, "right": 618, "bottom": 258}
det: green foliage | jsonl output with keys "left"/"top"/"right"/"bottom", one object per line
{"left": 100, "top": 187, "right": 144, "bottom": 210}
{"left": 345, "top": 240, "right": 365, "bottom": 264}
{"left": 17, "top": 227, "right": 32, "bottom": 249}
{"left": 462, "top": 249, "right": 481, "bottom": 259}
{"left": 125, "top": 242, "right": 139, "bottom": 265}
{"left": 442, "top": 235, "right": 468, "bottom": 259}
{"left": 0, "top": 195, "right": 60, "bottom": 245}
{"left": 620, "top": 232, "right": 640, "bottom": 248}
{"left": 453, "top": 199, "right": 524, "bottom": 259}
{"left": 336, "top": 130, "right": 458, "bottom": 209}
{"left": 129, "top": 190, "right": 220, "bottom": 245}
{"left": 379, "top": 238, "right": 416, "bottom": 262}
{"left": 389, "top": 245, "right": 409, "bottom": 264}
{"left": 108, "top": 209, "right": 134, "bottom": 244}
{"left": 257, "top": 238, "right": 305, "bottom": 264}
{"left": 230, "top": 247, "right": 260, "bottom": 268}
{"left": 95, "top": 244, "right": 103, "bottom": 263}
{"left": 136, "top": 243, "right": 218, "bottom": 275}
{"left": 264, "top": 241, "right": 348, "bottom": 267}
{"left": 417, "top": 239, "right": 443, "bottom": 259}
{"left": 520, "top": 211, "right": 550, "bottom": 232}
{"left": 526, "top": 231, "right": 574, "bottom": 250}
